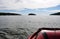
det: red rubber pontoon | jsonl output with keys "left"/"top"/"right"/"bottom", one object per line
{"left": 28, "top": 28, "right": 60, "bottom": 39}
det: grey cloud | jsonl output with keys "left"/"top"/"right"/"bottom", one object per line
{"left": 15, "top": 0, "right": 22, "bottom": 3}
{"left": 0, "top": 0, "right": 60, "bottom": 10}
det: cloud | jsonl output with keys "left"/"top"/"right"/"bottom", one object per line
{"left": 0, "top": 0, "right": 60, "bottom": 10}
{"left": 48, "top": 10, "right": 60, "bottom": 13}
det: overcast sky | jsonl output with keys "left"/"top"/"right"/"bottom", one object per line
{"left": 0, "top": 0, "right": 60, "bottom": 14}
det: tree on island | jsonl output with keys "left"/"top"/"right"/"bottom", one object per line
{"left": 50, "top": 12, "right": 60, "bottom": 15}
{"left": 28, "top": 13, "right": 36, "bottom": 15}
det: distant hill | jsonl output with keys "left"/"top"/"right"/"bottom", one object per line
{"left": 28, "top": 13, "right": 36, "bottom": 15}
{"left": 50, "top": 12, "right": 60, "bottom": 15}
{"left": 0, "top": 12, "right": 21, "bottom": 15}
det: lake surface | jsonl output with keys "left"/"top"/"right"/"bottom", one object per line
{"left": 0, "top": 15, "right": 60, "bottom": 28}
{"left": 0, "top": 15, "right": 60, "bottom": 39}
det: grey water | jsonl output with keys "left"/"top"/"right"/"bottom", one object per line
{"left": 0, "top": 15, "right": 60, "bottom": 39}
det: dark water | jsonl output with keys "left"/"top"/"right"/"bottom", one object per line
{"left": 0, "top": 15, "right": 60, "bottom": 39}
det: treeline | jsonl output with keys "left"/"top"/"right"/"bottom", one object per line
{"left": 50, "top": 12, "right": 60, "bottom": 15}
{"left": 0, "top": 12, "right": 21, "bottom": 15}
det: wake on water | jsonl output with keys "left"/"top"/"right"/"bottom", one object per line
{"left": 0, "top": 28, "right": 37, "bottom": 39}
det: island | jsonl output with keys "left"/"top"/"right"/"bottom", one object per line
{"left": 50, "top": 12, "right": 60, "bottom": 15}
{"left": 0, "top": 12, "right": 21, "bottom": 16}
{"left": 28, "top": 13, "right": 36, "bottom": 15}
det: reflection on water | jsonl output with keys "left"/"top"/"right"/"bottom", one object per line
{"left": 0, "top": 15, "right": 60, "bottom": 39}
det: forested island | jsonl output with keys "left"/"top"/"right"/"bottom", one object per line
{"left": 0, "top": 12, "right": 21, "bottom": 15}
{"left": 50, "top": 12, "right": 60, "bottom": 15}
{"left": 28, "top": 13, "right": 36, "bottom": 15}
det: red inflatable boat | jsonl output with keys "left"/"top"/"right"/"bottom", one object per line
{"left": 28, "top": 28, "right": 60, "bottom": 39}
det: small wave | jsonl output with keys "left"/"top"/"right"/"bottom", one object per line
{"left": 0, "top": 28, "right": 34, "bottom": 39}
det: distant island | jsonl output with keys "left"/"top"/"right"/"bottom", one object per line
{"left": 0, "top": 12, "right": 21, "bottom": 15}
{"left": 28, "top": 13, "right": 36, "bottom": 15}
{"left": 50, "top": 12, "right": 60, "bottom": 15}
